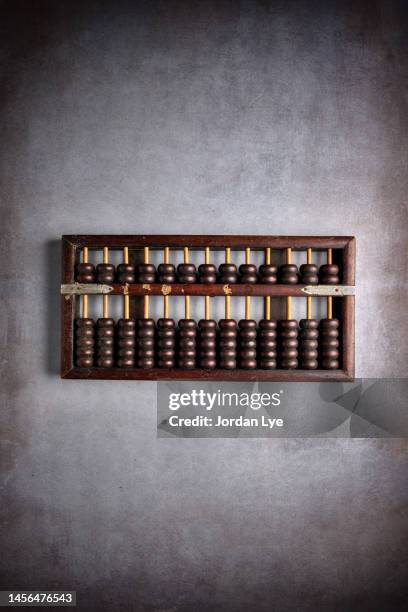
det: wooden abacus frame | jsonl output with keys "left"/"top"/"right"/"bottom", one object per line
{"left": 61, "top": 235, "right": 355, "bottom": 381}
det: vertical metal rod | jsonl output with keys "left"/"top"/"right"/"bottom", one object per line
{"left": 103, "top": 247, "right": 108, "bottom": 318}
{"left": 245, "top": 247, "right": 251, "bottom": 319}
{"left": 225, "top": 247, "right": 231, "bottom": 318}
{"left": 264, "top": 247, "right": 271, "bottom": 320}
{"left": 143, "top": 247, "right": 149, "bottom": 318}
{"left": 82, "top": 247, "right": 89, "bottom": 318}
{"left": 205, "top": 247, "right": 210, "bottom": 320}
{"left": 327, "top": 248, "right": 333, "bottom": 319}
{"left": 184, "top": 246, "right": 190, "bottom": 319}
{"left": 123, "top": 247, "right": 130, "bottom": 319}
{"left": 163, "top": 247, "right": 169, "bottom": 318}
{"left": 306, "top": 247, "right": 312, "bottom": 320}
{"left": 286, "top": 247, "right": 292, "bottom": 319}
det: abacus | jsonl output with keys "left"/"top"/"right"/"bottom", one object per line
{"left": 61, "top": 235, "right": 355, "bottom": 381}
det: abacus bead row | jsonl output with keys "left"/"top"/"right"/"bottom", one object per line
{"left": 117, "top": 319, "right": 136, "bottom": 367}
{"left": 258, "top": 320, "right": 277, "bottom": 369}
{"left": 75, "top": 318, "right": 94, "bottom": 367}
{"left": 219, "top": 319, "right": 237, "bottom": 369}
{"left": 319, "top": 319, "right": 340, "bottom": 369}
{"left": 157, "top": 318, "right": 176, "bottom": 368}
{"left": 299, "top": 319, "right": 319, "bottom": 369}
{"left": 96, "top": 318, "right": 115, "bottom": 367}
{"left": 137, "top": 319, "right": 155, "bottom": 368}
{"left": 198, "top": 320, "right": 217, "bottom": 369}
{"left": 75, "top": 256, "right": 342, "bottom": 284}
{"left": 238, "top": 320, "right": 257, "bottom": 369}
{"left": 178, "top": 320, "right": 197, "bottom": 369}
{"left": 278, "top": 320, "right": 298, "bottom": 369}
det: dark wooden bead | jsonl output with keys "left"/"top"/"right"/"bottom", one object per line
{"left": 218, "top": 263, "right": 238, "bottom": 284}
{"left": 258, "top": 320, "right": 277, "bottom": 369}
{"left": 117, "top": 319, "right": 136, "bottom": 367}
{"left": 117, "top": 263, "right": 136, "bottom": 284}
{"left": 278, "top": 319, "right": 298, "bottom": 369}
{"left": 76, "top": 262, "right": 95, "bottom": 283}
{"left": 137, "top": 263, "right": 156, "bottom": 284}
{"left": 198, "top": 264, "right": 217, "bottom": 284}
{"left": 259, "top": 264, "right": 278, "bottom": 285}
{"left": 319, "top": 264, "right": 340, "bottom": 284}
{"left": 96, "top": 263, "right": 115, "bottom": 284}
{"left": 319, "top": 319, "right": 340, "bottom": 369}
{"left": 96, "top": 318, "right": 115, "bottom": 367}
{"left": 278, "top": 264, "right": 299, "bottom": 284}
{"left": 157, "top": 318, "right": 176, "bottom": 368}
{"left": 177, "top": 263, "right": 197, "bottom": 283}
{"left": 158, "top": 263, "right": 176, "bottom": 283}
{"left": 137, "top": 319, "right": 156, "bottom": 368}
{"left": 239, "top": 264, "right": 258, "bottom": 284}
{"left": 218, "top": 319, "right": 237, "bottom": 369}
{"left": 299, "top": 319, "right": 319, "bottom": 369}
{"left": 178, "top": 319, "right": 197, "bottom": 369}
{"left": 75, "top": 318, "right": 95, "bottom": 367}
{"left": 299, "top": 264, "right": 319, "bottom": 285}
{"left": 198, "top": 319, "right": 217, "bottom": 369}
{"left": 238, "top": 319, "right": 257, "bottom": 369}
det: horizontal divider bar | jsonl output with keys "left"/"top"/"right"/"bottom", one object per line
{"left": 61, "top": 283, "right": 355, "bottom": 297}
{"left": 63, "top": 235, "right": 354, "bottom": 249}
{"left": 63, "top": 367, "right": 353, "bottom": 382}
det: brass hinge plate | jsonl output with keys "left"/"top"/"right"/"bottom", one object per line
{"left": 302, "top": 285, "right": 355, "bottom": 296}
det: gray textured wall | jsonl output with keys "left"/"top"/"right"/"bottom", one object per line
{"left": 1, "top": 1, "right": 407, "bottom": 610}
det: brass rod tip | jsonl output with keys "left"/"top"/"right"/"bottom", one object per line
{"left": 83, "top": 247, "right": 89, "bottom": 264}
{"left": 245, "top": 247, "right": 250, "bottom": 264}
{"left": 164, "top": 247, "right": 169, "bottom": 264}
{"left": 225, "top": 295, "right": 231, "bottom": 319}
{"left": 307, "top": 247, "right": 312, "bottom": 264}
{"left": 205, "top": 247, "right": 210, "bottom": 265}
{"left": 245, "top": 295, "right": 251, "bottom": 319}
{"left": 265, "top": 247, "right": 271, "bottom": 265}
{"left": 205, "top": 295, "right": 210, "bottom": 320}
{"left": 265, "top": 295, "right": 271, "bottom": 320}
{"left": 123, "top": 246, "right": 129, "bottom": 264}
{"left": 286, "top": 295, "right": 292, "bottom": 320}
{"left": 327, "top": 296, "right": 333, "bottom": 319}
{"left": 124, "top": 294, "right": 130, "bottom": 319}
{"left": 327, "top": 248, "right": 332, "bottom": 265}
{"left": 184, "top": 247, "right": 189, "bottom": 263}
{"left": 286, "top": 247, "right": 292, "bottom": 264}
{"left": 83, "top": 294, "right": 89, "bottom": 318}
{"left": 144, "top": 295, "right": 149, "bottom": 319}
{"left": 225, "top": 247, "right": 231, "bottom": 264}
{"left": 306, "top": 295, "right": 311, "bottom": 320}
{"left": 144, "top": 247, "right": 149, "bottom": 264}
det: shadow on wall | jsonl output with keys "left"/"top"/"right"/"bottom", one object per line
{"left": 45, "top": 239, "right": 61, "bottom": 376}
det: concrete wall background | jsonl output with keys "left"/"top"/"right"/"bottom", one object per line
{"left": 1, "top": 1, "right": 407, "bottom": 610}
